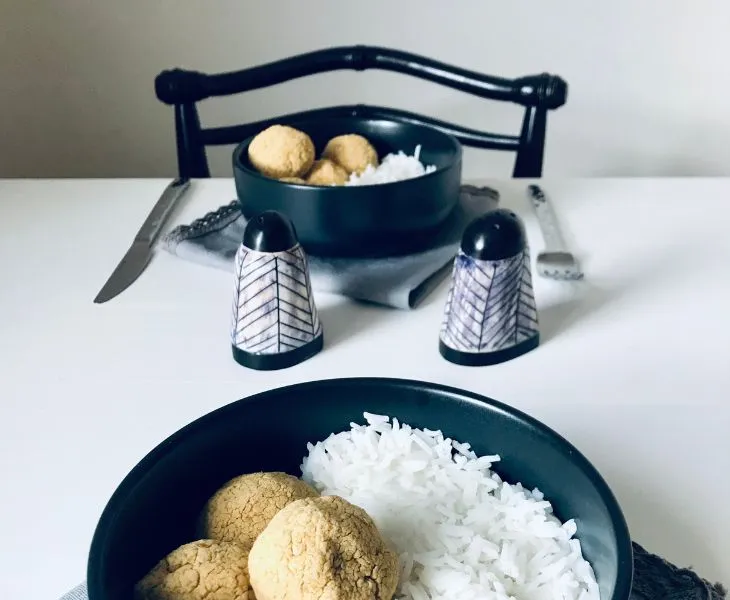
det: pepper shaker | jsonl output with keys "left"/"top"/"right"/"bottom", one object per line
{"left": 230, "top": 210, "right": 323, "bottom": 370}
{"left": 439, "top": 208, "right": 539, "bottom": 366}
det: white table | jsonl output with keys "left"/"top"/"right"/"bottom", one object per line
{"left": 1, "top": 178, "right": 728, "bottom": 599}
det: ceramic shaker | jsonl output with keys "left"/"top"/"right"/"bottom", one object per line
{"left": 230, "top": 210, "right": 323, "bottom": 370}
{"left": 440, "top": 208, "right": 539, "bottom": 366}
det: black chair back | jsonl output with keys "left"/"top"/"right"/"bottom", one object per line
{"left": 154, "top": 45, "right": 568, "bottom": 179}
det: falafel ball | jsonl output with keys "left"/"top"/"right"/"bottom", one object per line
{"left": 199, "top": 472, "right": 318, "bottom": 550}
{"left": 135, "top": 539, "right": 254, "bottom": 600}
{"left": 248, "top": 125, "right": 315, "bottom": 179}
{"left": 322, "top": 134, "right": 379, "bottom": 175}
{"left": 305, "top": 159, "right": 349, "bottom": 186}
{"left": 248, "top": 495, "right": 399, "bottom": 600}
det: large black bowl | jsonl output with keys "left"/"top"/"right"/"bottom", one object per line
{"left": 87, "top": 378, "right": 633, "bottom": 600}
{"left": 232, "top": 117, "right": 463, "bottom": 258}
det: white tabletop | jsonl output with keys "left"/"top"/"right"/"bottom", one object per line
{"left": 1, "top": 178, "right": 728, "bottom": 599}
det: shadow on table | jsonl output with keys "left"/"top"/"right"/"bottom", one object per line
{"left": 538, "top": 282, "right": 613, "bottom": 343}
{"left": 319, "top": 301, "right": 391, "bottom": 350}
{"left": 607, "top": 470, "right": 725, "bottom": 585}
{"left": 538, "top": 240, "right": 695, "bottom": 344}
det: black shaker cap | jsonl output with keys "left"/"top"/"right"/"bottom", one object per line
{"left": 460, "top": 208, "right": 527, "bottom": 261}
{"left": 243, "top": 210, "right": 299, "bottom": 253}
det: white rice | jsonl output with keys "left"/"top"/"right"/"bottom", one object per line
{"left": 301, "top": 413, "right": 600, "bottom": 600}
{"left": 345, "top": 145, "right": 437, "bottom": 186}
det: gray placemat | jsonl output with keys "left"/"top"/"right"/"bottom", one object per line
{"left": 59, "top": 542, "right": 726, "bottom": 599}
{"left": 160, "top": 185, "right": 500, "bottom": 309}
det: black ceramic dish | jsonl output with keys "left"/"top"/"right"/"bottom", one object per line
{"left": 87, "top": 378, "right": 633, "bottom": 600}
{"left": 232, "top": 117, "right": 463, "bottom": 258}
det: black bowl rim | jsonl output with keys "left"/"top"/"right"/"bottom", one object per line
{"left": 232, "top": 117, "right": 463, "bottom": 190}
{"left": 87, "top": 377, "right": 634, "bottom": 600}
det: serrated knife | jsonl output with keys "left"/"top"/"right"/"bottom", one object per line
{"left": 93, "top": 178, "right": 191, "bottom": 304}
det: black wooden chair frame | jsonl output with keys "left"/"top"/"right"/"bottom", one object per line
{"left": 154, "top": 45, "right": 568, "bottom": 179}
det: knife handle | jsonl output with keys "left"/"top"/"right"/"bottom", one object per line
{"left": 135, "top": 178, "right": 191, "bottom": 245}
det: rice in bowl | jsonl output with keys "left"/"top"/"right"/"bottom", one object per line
{"left": 345, "top": 145, "right": 437, "bottom": 186}
{"left": 301, "top": 413, "right": 600, "bottom": 600}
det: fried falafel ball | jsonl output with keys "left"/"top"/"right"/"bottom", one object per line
{"left": 248, "top": 125, "right": 315, "bottom": 179}
{"left": 248, "top": 495, "right": 399, "bottom": 600}
{"left": 199, "top": 472, "right": 318, "bottom": 550}
{"left": 134, "top": 539, "right": 255, "bottom": 600}
{"left": 305, "top": 158, "right": 349, "bottom": 186}
{"left": 322, "top": 134, "right": 379, "bottom": 175}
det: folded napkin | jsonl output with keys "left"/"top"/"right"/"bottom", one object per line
{"left": 59, "top": 542, "right": 726, "bottom": 600}
{"left": 161, "top": 185, "right": 500, "bottom": 309}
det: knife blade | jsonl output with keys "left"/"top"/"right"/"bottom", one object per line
{"left": 94, "top": 178, "right": 191, "bottom": 304}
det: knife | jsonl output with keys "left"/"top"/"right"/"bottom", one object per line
{"left": 94, "top": 178, "right": 191, "bottom": 304}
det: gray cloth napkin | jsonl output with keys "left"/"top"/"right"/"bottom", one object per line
{"left": 160, "top": 185, "right": 500, "bottom": 309}
{"left": 59, "top": 542, "right": 726, "bottom": 600}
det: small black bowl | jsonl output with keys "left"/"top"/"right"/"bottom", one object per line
{"left": 87, "top": 378, "right": 633, "bottom": 600}
{"left": 232, "top": 117, "right": 463, "bottom": 258}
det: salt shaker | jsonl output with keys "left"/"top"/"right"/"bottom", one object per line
{"left": 439, "top": 208, "right": 539, "bottom": 366}
{"left": 230, "top": 210, "right": 323, "bottom": 370}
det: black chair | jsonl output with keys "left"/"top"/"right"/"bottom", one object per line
{"left": 154, "top": 45, "right": 568, "bottom": 180}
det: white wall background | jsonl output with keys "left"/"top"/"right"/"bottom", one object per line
{"left": 2, "top": 0, "right": 729, "bottom": 179}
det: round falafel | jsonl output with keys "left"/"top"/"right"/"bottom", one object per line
{"left": 248, "top": 495, "right": 399, "bottom": 600}
{"left": 322, "top": 134, "right": 379, "bottom": 175}
{"left": 199, "top": 472, "right": 318, "bottom": 550}
{"left": 248, "top": 125, "right": 315, "bottom": 179}
{"left": 305, "top": 159, "right": 349, "bottom": 186}
{"left": 134, "top": 539, "right": 254, "bottom": 600}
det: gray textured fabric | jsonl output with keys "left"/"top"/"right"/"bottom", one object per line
{"left": 160, "top": 185, "right": 500, "bottom": 309}
{"left": 59, "top": 543, "right": 725, "bottom": 600}
{"left": 58, "top": 583, "right": 87, "bottom": 600}
{"left": 631, "top": 543, "right": 726, "bottom": 600}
